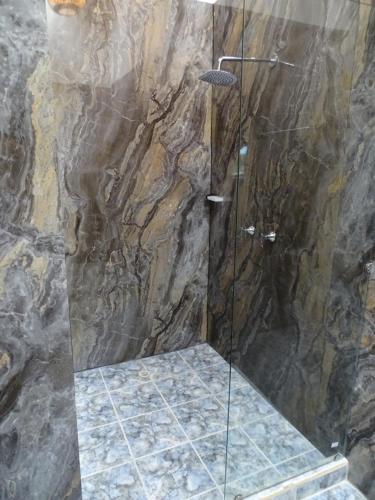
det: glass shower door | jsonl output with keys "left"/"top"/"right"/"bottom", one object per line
{"left": 217, "top": 0, "right": 367, "bottom": 498}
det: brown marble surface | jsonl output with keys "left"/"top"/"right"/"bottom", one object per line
{"left": 47, "top": 0, "right": 213, "bottom": 371}
{"left": 208, "top": 0, "right": 375, "bottom": 496}
{"left": 0, "top": 1, "right": 81, "bottom": 498}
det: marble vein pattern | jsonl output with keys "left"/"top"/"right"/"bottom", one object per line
{"left": 0, "top": 0, "right": 81, "bottom": 498}
{"left": 344, "top": 9, "right": 375, "bottom": 498}
{"left": 74, "top": 345, "right": 330, "bottom": 499}
{"left": 48, "top": 0, "right": 213, "bottom": 372}
{"left": 208, "top": 0, "right": 375, "bottom": 496}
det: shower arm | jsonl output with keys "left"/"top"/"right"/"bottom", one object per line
{"left": 217, "top": 55, "right": 295, "bottom": 69}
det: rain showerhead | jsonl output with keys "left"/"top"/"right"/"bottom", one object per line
{"left": 199, "top": 69, "right": 237, "bottom": 87}
{"left": 199, "top": 55, "right": 294, "bottom": 87}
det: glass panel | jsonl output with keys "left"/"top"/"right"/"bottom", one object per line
{"left": 207, "top": 0, "right": 371, "bottom": 498}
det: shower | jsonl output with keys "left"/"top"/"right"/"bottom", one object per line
{"left": 199, "top": 55, "right": 295, "bottom": 86}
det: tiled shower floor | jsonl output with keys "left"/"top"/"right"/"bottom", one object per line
{"left": 74, "top": 343, "right": 327, "bottom": 499}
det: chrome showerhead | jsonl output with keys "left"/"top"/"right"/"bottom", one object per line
{"left": 199, "top": 69, "right": 237, "bottom": 87}
{"left": 199, "top": 54, "right": 295, "bottom": 88}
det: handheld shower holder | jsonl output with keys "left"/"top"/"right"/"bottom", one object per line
{"left": 217, "top": 54, "right": 294, "bottom": 70}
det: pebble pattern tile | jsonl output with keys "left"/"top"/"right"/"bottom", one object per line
{"left": 122, "top": 408, "right": 186, "bottom": 458}
{"left": 75, "top": 343, "right": 327, "bottom": 499}
{"left": 78, "top": 423, "right": 131, "bottom": 477}
{"left": 74, "top": 369, "right": 106, "bottom": 402}
{"left": 76, "top": 392, "right": 117, "bottom": 432}
{"left": 172, "top": 396, "right": 228, "bottom": 440}
{"left": 101, "top": 359, "right": 150, "bottom": 391}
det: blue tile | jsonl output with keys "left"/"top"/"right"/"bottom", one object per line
{"left": 76, "top": 393, "right": 117, "bottom": 432}
{"left": 142, "top": 351, "right": 194, "bottom": 381}
{"left": 122, "top": 408, "right": 186, "bottom": 458}
{"left": 194, "top": 488, "right": 223, "bottom": 499}
{"left": 276, "top": 449, "right": 325, "bottom": 477}
{"left": 196, "top": 363, "right": 247, "bottom": 394}
{"left": 136, "top": 443, "right": 215, "bottom": 499}
{"left": 297, "top": 467, "right": 347, "bottom": 498}
{"left": 74, "top": 369, "right": 106, "bottom": 404}
{"left": 172, "top": 396, "right": 228, "bottom": 440}
{"left": 156, "top": 374, "right": 209, "bottom": 406}
{"left": 310, "top": 481, "right": 366, "bottom": 499}
{"left": 225, "top": 467, "right": 282, "bottom": 498}
{"left": 179, "top": 343, "right": 224, "bottom": 371}
{"left": 111, "top": 382, "right": 166, "bottom": 420}
{"left": 101, "top": 359, "right": 150, "bottom": 391}
{"left": 81, "top": 462, "right": 147, "bottom": 500}
{"left": 243, "top": 414, "right": 315, "bottom": 465}
{"left": 218, "top": 385, "right": 275, "bottom": 425}
{"left": 193, "top": 428, "right": 270, "bottom": 485}
{"left": 78, "top": 423, "right": 131, "bottom": 477}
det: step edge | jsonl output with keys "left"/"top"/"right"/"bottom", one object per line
{"left": 244, "top": 456, "right": 348, "bottom": 499}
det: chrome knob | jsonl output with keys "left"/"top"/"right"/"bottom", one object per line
{"left": 241, "top": 226, "right": 256, "bottom": 235}
{"left": 262, "top": 231, "right": 276, "bottom": 242}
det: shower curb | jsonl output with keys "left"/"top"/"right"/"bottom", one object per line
{"left": 242, "top": 456, "right": 348, "bottom": 499}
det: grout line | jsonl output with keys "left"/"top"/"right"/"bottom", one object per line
{"left": 131, "top": 439, "right": 191, "bottom": 462}
{"left": 273, "top": 449, "right": 324, "bottom": 468}
{"left": 74, "top": 389, "right": 107, "bottom": 403}
{"left": 237, "top": 427, "right": 275, "bottom": 469}
{"left": 189, "top": 487, "right": 224, "bottom": 499}
{"left": 81, "top": 460, "right": 134, "bottom": 480}
{"left": 99, "top": 369, "right": 151, "bottom": 500}
{"left": 77, "top": 420, "right": 119, "bottom": 434}
{"left": 240, "top": 424, "right": 318, "bottom": 470}
{"left": 151, "top": 380, "right": 222, "bottom": 495}
{"left": 176, "top": 350, "right": 226, "bottom": 372}
{"left": 77, "top": 392, "right": 225, "bottom": 435}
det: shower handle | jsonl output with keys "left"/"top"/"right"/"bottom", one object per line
{"left": 262, "top": 231, "right": 276, "bottom": 243}
{"left": 241, "top": 226, "right": 256, "bottom": 235}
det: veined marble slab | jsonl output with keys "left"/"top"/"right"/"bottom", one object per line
{"left": 46, "top": 0, "right": 213, "bottom": 371}
{"left": 0, "top": 1, "right": 81, "bottom": 498}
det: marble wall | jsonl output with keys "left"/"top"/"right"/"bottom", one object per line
{"left": 47, "top": 0, "right": 212, "bottom": 371}
{"left": 208, "top": 0, "right": 375, "bottom": 495}
{"left": 345, "top": 5, "right": 375, "bottom": 496}
{"left": 0, "top": 0, "right": 81, "bottom": 498}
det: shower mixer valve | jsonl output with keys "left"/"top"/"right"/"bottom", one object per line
{"left": 241, "top": 225, "right": 256, "bottom": 235}
{"left": 262, "top": 231, "right": 276, "bottom": 243}
{"left": 241, "top": 225, "right": 277, "bottom": 243}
